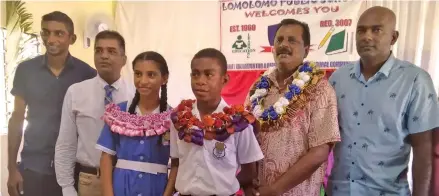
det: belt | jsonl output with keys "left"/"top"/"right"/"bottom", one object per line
{"left": 77, "top": 164, "right": 100, "bottom": 176}
{"left": 115, "top": 159, "right": 168, "bottom": 174}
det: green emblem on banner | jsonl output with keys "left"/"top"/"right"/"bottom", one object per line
{"left": 232, "top": 33, "right": 255, "bottom": 58}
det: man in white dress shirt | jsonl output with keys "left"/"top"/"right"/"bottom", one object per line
{"left": 55, "top": 30, "right": 134, "bottom": 196}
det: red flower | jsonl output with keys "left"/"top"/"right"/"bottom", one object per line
{"left": 177, "top": 104, "right": 186, "bottom": 111}
{"left": 214, "top": 119, "right": 223, "bottom": 128}
{"left": 226, "top": 107, "right": 236, "bottom": 115}
{"left": 183, "top": 100, "right": 194, "bottom": 107}
{"left": 195, "top": 121, "right": 204, "bottom": 129}
{"left": 183, "top": 112, "right": 192, "bottom": 119}
{"left": 233, "top": 104, "right": 245, "bottom": 113}
{"left": 223, "top": 107, "right": 230, "bottom": 114}
{"left": 202, "top": 115, "right": 215, "bottom": 127}
{"left": 178, "top": 119, "right": 187, "bottom": 126}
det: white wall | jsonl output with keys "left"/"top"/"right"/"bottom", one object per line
{"left": 116, "top": 1, "right": 220, "bottom": 107}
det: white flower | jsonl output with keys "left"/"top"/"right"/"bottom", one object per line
{"left": 250, "top": 94, "right": 259, "bottom": 101}
{"left": 301, "top": 74, "right": 311, "bottom": 83}
{"left": 298, "top": 72, "right": 311, "bottom": 83}
{"left": 252, "top": 105, "right": 264, "bottom": 118}
{"left": 298, "top": 72, "right": 307, "bottom": 78}
{"left": 273, "top": 102, "right": 285, "bottom": 114}
{"left": 292, "top": 79, "right": 305, "bottom": 88}
{"left": 254, "top": 89, "right": 268, "bottom": 97}
{"left": 278, "top": 97, "right": 289, "bottom": 105}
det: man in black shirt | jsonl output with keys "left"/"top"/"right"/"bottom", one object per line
{"left": 7, "top": 11, "right": 96, "bottom": 196}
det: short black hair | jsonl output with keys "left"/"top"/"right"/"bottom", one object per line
{"left": 41, "top": 11, "right": 74, "bottom": 34}
{"left": 276, "top": 19, "right": 310, "bottom": 47}
{"left": 191, "top": 48, "right": 227, "bottom": 74}
{"left": 94, "top": 30, "right": 126, "bottom": 54}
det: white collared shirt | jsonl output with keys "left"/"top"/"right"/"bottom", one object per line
{"left": 55, "top": 75, "right": 135, "bottom": 196}
{"left": 170, "top": 99, "right": 264, "bottom": 196}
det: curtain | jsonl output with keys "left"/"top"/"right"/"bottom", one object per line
{"left": 365, "top": 0, "right": 439, "bottom": 93}
{"left": 115, "top": 1, "right": 220, "bottom": 107}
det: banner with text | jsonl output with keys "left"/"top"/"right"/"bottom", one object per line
{"left": 220, "top": 0, "right": 363, "bottom": 70}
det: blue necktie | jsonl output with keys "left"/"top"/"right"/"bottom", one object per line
{"left": 104, "top": 85, "right": 115, "bottom": 105}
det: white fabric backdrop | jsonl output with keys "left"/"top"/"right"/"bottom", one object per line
{"left": 115, "top": 1, "right": 220, "bottom": 107}
{"left": 365, "top": 0, "right": 439, "bottom": 93}
{"left": 115, "top": 0, "right": 439, "bottom": 192}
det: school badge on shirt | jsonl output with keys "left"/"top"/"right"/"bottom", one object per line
{"left": 162, "top": 131, "right": 170, "bottom": 146}
{"left": 213, "top": 142, "right": 226, "bottom": 159}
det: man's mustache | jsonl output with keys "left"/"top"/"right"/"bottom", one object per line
{"left": 276, "top": 47, "right": 292, "bottom": 55}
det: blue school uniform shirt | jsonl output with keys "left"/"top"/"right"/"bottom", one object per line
{"left": 96, "top": 101, "right": 170, "bottom": 196}
{"left": 327, "top": 54, "right": 439, "bottom": 196}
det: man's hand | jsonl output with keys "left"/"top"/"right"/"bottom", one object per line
{"left": 7, "top": 168, "right": 23, "bottom": 196}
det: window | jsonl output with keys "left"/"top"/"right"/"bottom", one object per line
{"left": 0, "top": 29, "right": 42, "bottom": 134}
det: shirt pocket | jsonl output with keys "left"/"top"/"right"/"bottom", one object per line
{"left": 203, "top": 139, "right": 237, "bottom": 169}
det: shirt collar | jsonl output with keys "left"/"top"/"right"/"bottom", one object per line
{"left": 351, "top": 53, "right": 396, "bottom": 78}
{"left": 267, "top": 66, "right": 298, "bottom": 88}
{"left": 41, "top": 53, "right": 75, "bottom": 69}
{"left": 192, "top": 98, "right": 228, "bottom": 119}
{"left": 135, "top": 105, "right": 160, "bottom": 115}
{"left": 96, "top": 74, "right": 124, "bottom": 91}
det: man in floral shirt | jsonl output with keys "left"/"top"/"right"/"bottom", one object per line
{"left": 245, "top": 19, "right": 340, "bottom": 196}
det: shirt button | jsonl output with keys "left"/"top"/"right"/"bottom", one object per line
{"left": 361, "top": 103, "right": 364, "bottom": 106}
{"left": 352, "top": 162, "right": 355, "bottom": 164}
{"left": 138, "top": 174, "right": 143, "bottom": 178}
{"left": 354, "top": 142, "right": 357, "bottom": 145}
{"left": 351, "top": 180, "right": 355, "bottom": 182}
{"left": 138, "top": 194, "right": 142, "bottom": 196}
{"left": 357, "top": 123, "right": 360, "bottom": 125}
{"left": 365, "top": 85, "right": 368, "bottom": 87}
{"left": 140, "top": 140, "right": 144, "bottom": 144}
{"left": 140, "top": 156, "right": 144, "bottom": 160}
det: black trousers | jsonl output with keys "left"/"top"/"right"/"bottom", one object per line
{"left": 22, "top": 169, "right": 62, "bottom": 196}
{"left": 74, "top": 163, "right": 80, "bottom": 191}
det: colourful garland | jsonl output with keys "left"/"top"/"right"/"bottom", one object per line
{"left": 102, "top": 103, "right": 172, "bottom": 137}
{"left": 249, "top": 61, "right": 322, "bottom": 127}
{"left": 170, "top": 100, "right": 256, "bottom": 146}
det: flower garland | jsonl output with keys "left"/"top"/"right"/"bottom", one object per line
{"left": 102, "top": 103, "right": 172, "bottom": 137}
{"left": 170, "top": 100, "right": 256, "bottom": 146}
{"left": 249, "top": 61, "right": 322, "bottom": 127}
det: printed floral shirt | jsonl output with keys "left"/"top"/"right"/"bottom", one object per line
{"left": 245, "top": 70, "right": 341, "bottom": 196}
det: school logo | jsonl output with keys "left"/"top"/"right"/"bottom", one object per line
{"left": 232, "top": 33, "right": 255, "bottom": 58}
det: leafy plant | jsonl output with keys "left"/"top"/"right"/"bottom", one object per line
{"left": 5, "top": 0, "right": 36, "bottom": 69}
{"left": 4, "top": 0, "right": 38, "bottom": 119}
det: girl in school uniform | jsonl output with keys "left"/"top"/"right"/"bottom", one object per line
{"left": 96, "top": 51, "right": 174, "bottom": 196}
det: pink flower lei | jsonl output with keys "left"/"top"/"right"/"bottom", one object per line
{"left": 101, "top": 103, "right": 172, "bottom": 137}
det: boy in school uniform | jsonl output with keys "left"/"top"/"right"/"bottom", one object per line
{"left": 168, "top": 48, "right": 264, "bottom": 196}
